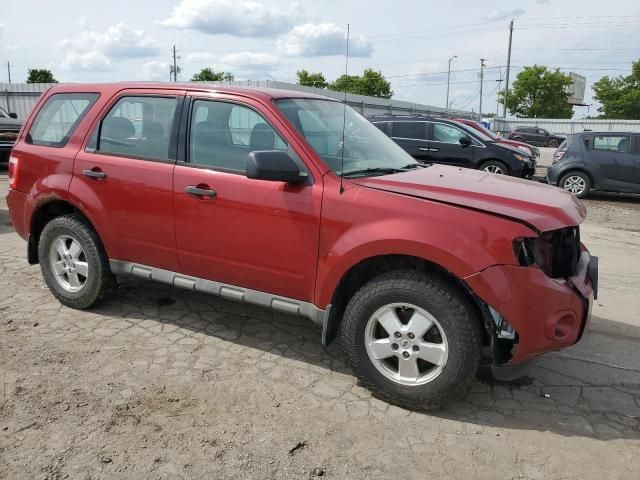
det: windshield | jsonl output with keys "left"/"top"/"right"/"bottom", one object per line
{"left": 468, "top": 121, "right": 499, "bottom": 140}
{"left": 0, "top": 106, "right": 8, "bottom": 118}
{"left": 451, "top": 120, "right": 494, "bottom": 142}
{"left": 276, "top": 98, "right": 419, "bottom": 176}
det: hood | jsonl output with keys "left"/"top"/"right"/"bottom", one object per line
{"left": 351, "top": 164, "right": 586, "bottom": 232}
{"left": 0, "top": 118, "right": 23, "bottom": 129}
{"left": 498, "top": 138, "right": 533, "bottom": 150}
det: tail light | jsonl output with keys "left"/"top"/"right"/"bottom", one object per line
{"left": 8, "top": 154, "right": 19, "bottom": 189}
{"left": 552, "top": 151, "right": 565, "bottom": 164}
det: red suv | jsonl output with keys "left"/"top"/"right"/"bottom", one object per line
{"left": 7, "top": 83, "right": 597, "bottom": 408}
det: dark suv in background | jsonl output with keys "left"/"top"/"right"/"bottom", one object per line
{"left": 547, "top": 131, "right": 640, "bottom": 198}
{"left": 0, "top": 106, "right": 22, "bottom": 164}
{"left": 370, "top": 115, "right": 536, "bottom": 178}
{"left": 508, "top": 126, "right": 565, "bottom": 148}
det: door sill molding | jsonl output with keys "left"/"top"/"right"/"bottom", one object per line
{"left": 109, "top": 260, "right": 325, "bottom": 326}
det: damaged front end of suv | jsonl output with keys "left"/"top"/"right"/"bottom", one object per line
{"left": 467, "top": 225, "right": 597, "bottom": 379}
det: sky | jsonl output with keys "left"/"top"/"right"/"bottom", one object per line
{"left": 1, "top": 0, "right": 639, "bottom": 118}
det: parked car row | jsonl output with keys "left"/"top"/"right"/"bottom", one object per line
{"left": 7, "top": 82, "right": 597, "bottom": 409}
{"left": 369, "top": 115, "right": 537, "bottom": 179}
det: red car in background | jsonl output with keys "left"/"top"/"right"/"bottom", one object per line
{"left": 455, "top": 118, "right": 540, "bottom": 158}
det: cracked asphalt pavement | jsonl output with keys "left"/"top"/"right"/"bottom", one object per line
{"left": 0, "top": 172, "right": 639, "bottom": 479}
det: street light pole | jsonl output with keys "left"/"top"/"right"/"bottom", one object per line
{"left": 446, "top": 55, "right": 457, "bottom": 115}
{"left": 479, "top": 58, "right": 486, "bottom": 118}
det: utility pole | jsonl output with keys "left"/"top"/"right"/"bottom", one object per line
{"left": 479, "top": 58, "right": 486, "bottom": 118}
{"left": 6, "top": 61, "right": 11, "bottom": 84}
{"left": 502, "top": 19, "right": 514, "bottom": 118}
{"left": 446, "top": 55, "right": 457, "bottom": 116}
{"left": 170, "top": 46, "right": 181, "bottom": 82}
{"left": 495, "top": 67, "right": 503, "bottom": 118}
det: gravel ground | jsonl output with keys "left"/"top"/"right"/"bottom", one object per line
{"left": 0, "top": 172, "right": 639, "bottom": 480}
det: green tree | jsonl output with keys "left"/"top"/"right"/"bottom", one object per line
{"left": 296, "top": 70, "right": 328, "bottom": 88}
{"left": 499, "top": 65, "right": 573, "bottom": 118}
{"left": 190, "top": 67, "right": 234, "bottom": 82}
{"left": 592, "top": 60, "right": 640, "bottom": 119}
{"left": 329, "top": 69, "right": 393, "bottom": 98}
{"left": 26, "top": 68, "right": 57, "bottom": 83}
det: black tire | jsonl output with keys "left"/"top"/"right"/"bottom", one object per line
{"left": 548, "top": 138, "right": 560, "bottom": 148}
{"left": 340, "top": 270, "right": 483, "bottom": 410}
{"left": 38, "top": 214, "right": 116, "bottom": 309}
{"left": 559, "top": 171, "right": 591, "bottom": 199}
{"left": 513, "top": 136, "right": 524, "bottom": 141}
{"left": 479, "top": 160, "right": 509, "bottom": 176}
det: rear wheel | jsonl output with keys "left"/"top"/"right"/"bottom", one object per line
{"left": 560, "top": 171, "right": 590, "bottom": 198}
{"left": 39, "top": 214, "right": 116, "bottom": 309}
{"left": 479, "top": 160, "right": 509, "bottom": 175}
{"left": 548, "top": 138, "right": 560, "bottom": 148}
{"left": 340, "top": 270, "right": 483, "bottom": 409}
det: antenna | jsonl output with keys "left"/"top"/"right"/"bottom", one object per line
{"left": 339, "top": 24, "right": 350, "bottom": 194}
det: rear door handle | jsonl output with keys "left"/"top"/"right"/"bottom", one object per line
{"left": 185, "top": 185, "right": 217, "bottom": 198}
{"left": 418, "top": 147, "right": 430, "bottom": 152}
{"left": 83, "top": 169, "right": 107, "bottom": 179}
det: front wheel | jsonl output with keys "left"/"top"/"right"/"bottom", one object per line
{"left": 340, "top": 270, "right": 483, "bottom": 409}
{"left": 39, "top": 214, "right": 116, "bottom": 309}
{"left": 479, "top": 160, "right": 509, "bottom": 175}
{"left": 559, "top": 171, "right": 591, "bottom": 198}
{"left": 548, "top": 138, "right": 560, "bottom": 148}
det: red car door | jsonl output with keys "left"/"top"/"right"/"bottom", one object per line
{"left": 72, "top": 89, "right": 184, "bottom": 271}
{"left": 172, "top": 94, "right": 323, "bottom": 302}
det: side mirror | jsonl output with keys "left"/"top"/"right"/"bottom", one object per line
{"left": 459, "top": 135, "right": 471, "bottom": 147}
{"left": 9, "top": 113, "right": 18, "bottom": 119}
{"left": 246, "top": 150, "right": 308, "bottom": 184}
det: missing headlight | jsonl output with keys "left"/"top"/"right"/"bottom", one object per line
{"left": 513, "top": 238, "right": 537, "bottom": 267}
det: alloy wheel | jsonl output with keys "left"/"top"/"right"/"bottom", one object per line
{"left": 49, "top": 235, "right": 89, "bottom": 293}
{"left": 482, "top": 164, "right": 505, "bottom": 174}
{"left": 563, "top": 175, "right": 587, "bottom": 196}
{"left": 364, "top": 303, "right": 448, "bottom": 386}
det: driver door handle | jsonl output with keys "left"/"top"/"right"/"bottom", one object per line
{"left": 83, "top": 168, "right": 107, "bottom": 179}
{"left": 429, "top": 148, "right": 439, "bottom": 152}
{"left": 185, "top": 185, "right": 217, "bottom": 198}
{"left": 418, "top": 147, "right": 430, "bottom": 152}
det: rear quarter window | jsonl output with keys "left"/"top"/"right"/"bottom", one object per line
{"left": 26, "top": 93, "right": 99, "bottom": 147}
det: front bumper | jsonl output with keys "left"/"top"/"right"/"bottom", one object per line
{"left": 465, "top": 248, "right": 597, "bottom": 365}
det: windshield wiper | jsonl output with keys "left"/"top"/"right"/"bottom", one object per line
{"left": 402, "top": 163, "right": 431, "bottom": 169}
{"left": 342, "top": 167, "right": 408, "bottom": 178}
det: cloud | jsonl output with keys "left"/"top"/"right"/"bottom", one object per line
{"left": 59, "top": 23, "right": 161, "bottom": 59}
{"left": 138, "top": 61, "right": 169, "bottom": 81}
{"left": 59, "top": 51, "right": 112, "bottom": 71}
{"left": 159, "top": 0, "right": 300, "bottom": 37}
{"left": 219, "top": 51, "right": 279, "bottom": 70}
{"left": 277, "top": 23, "right": 372, "bottom": 57}
{"left": 187, "top": 51, "right": 281, "bottom": 79}
{"left": 484, "top": 8, "right": 526, "bottom": 22}
{"left": 186, "top": 52, "right": 215, "bottom": 63}
{"left": 534, "top": 0, "right": 550, "bottom": 4}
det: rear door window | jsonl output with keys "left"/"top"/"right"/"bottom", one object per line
{"left": 433, "top": 123, "right": 468, "bottom": 144}
{"left": 96, "top": 96, "right": 178, "bottom": 161}
{"left": 26, "top": 93, "right": 99, "bottom": 147}
{"left": 592, "top": 135, "right": 631, "bottom": 153}
{"left": 392, "top": 122, "right": 426, "bottom": 140}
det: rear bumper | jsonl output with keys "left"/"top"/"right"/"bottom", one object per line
{"left": 6, "top": 189, "right": 29, "bottom": 240}
{"left": 466, "top": 248, "right": 596, "bottom": 364}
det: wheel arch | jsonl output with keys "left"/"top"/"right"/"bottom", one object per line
{"left": 322, "top": 254, "right": 490, "bottom": 347}
{"left": 28, "top": 198, "right": 102, "bottom": 265}
{"left": 478, "top": 159, "right": 511, "bottom": 175}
